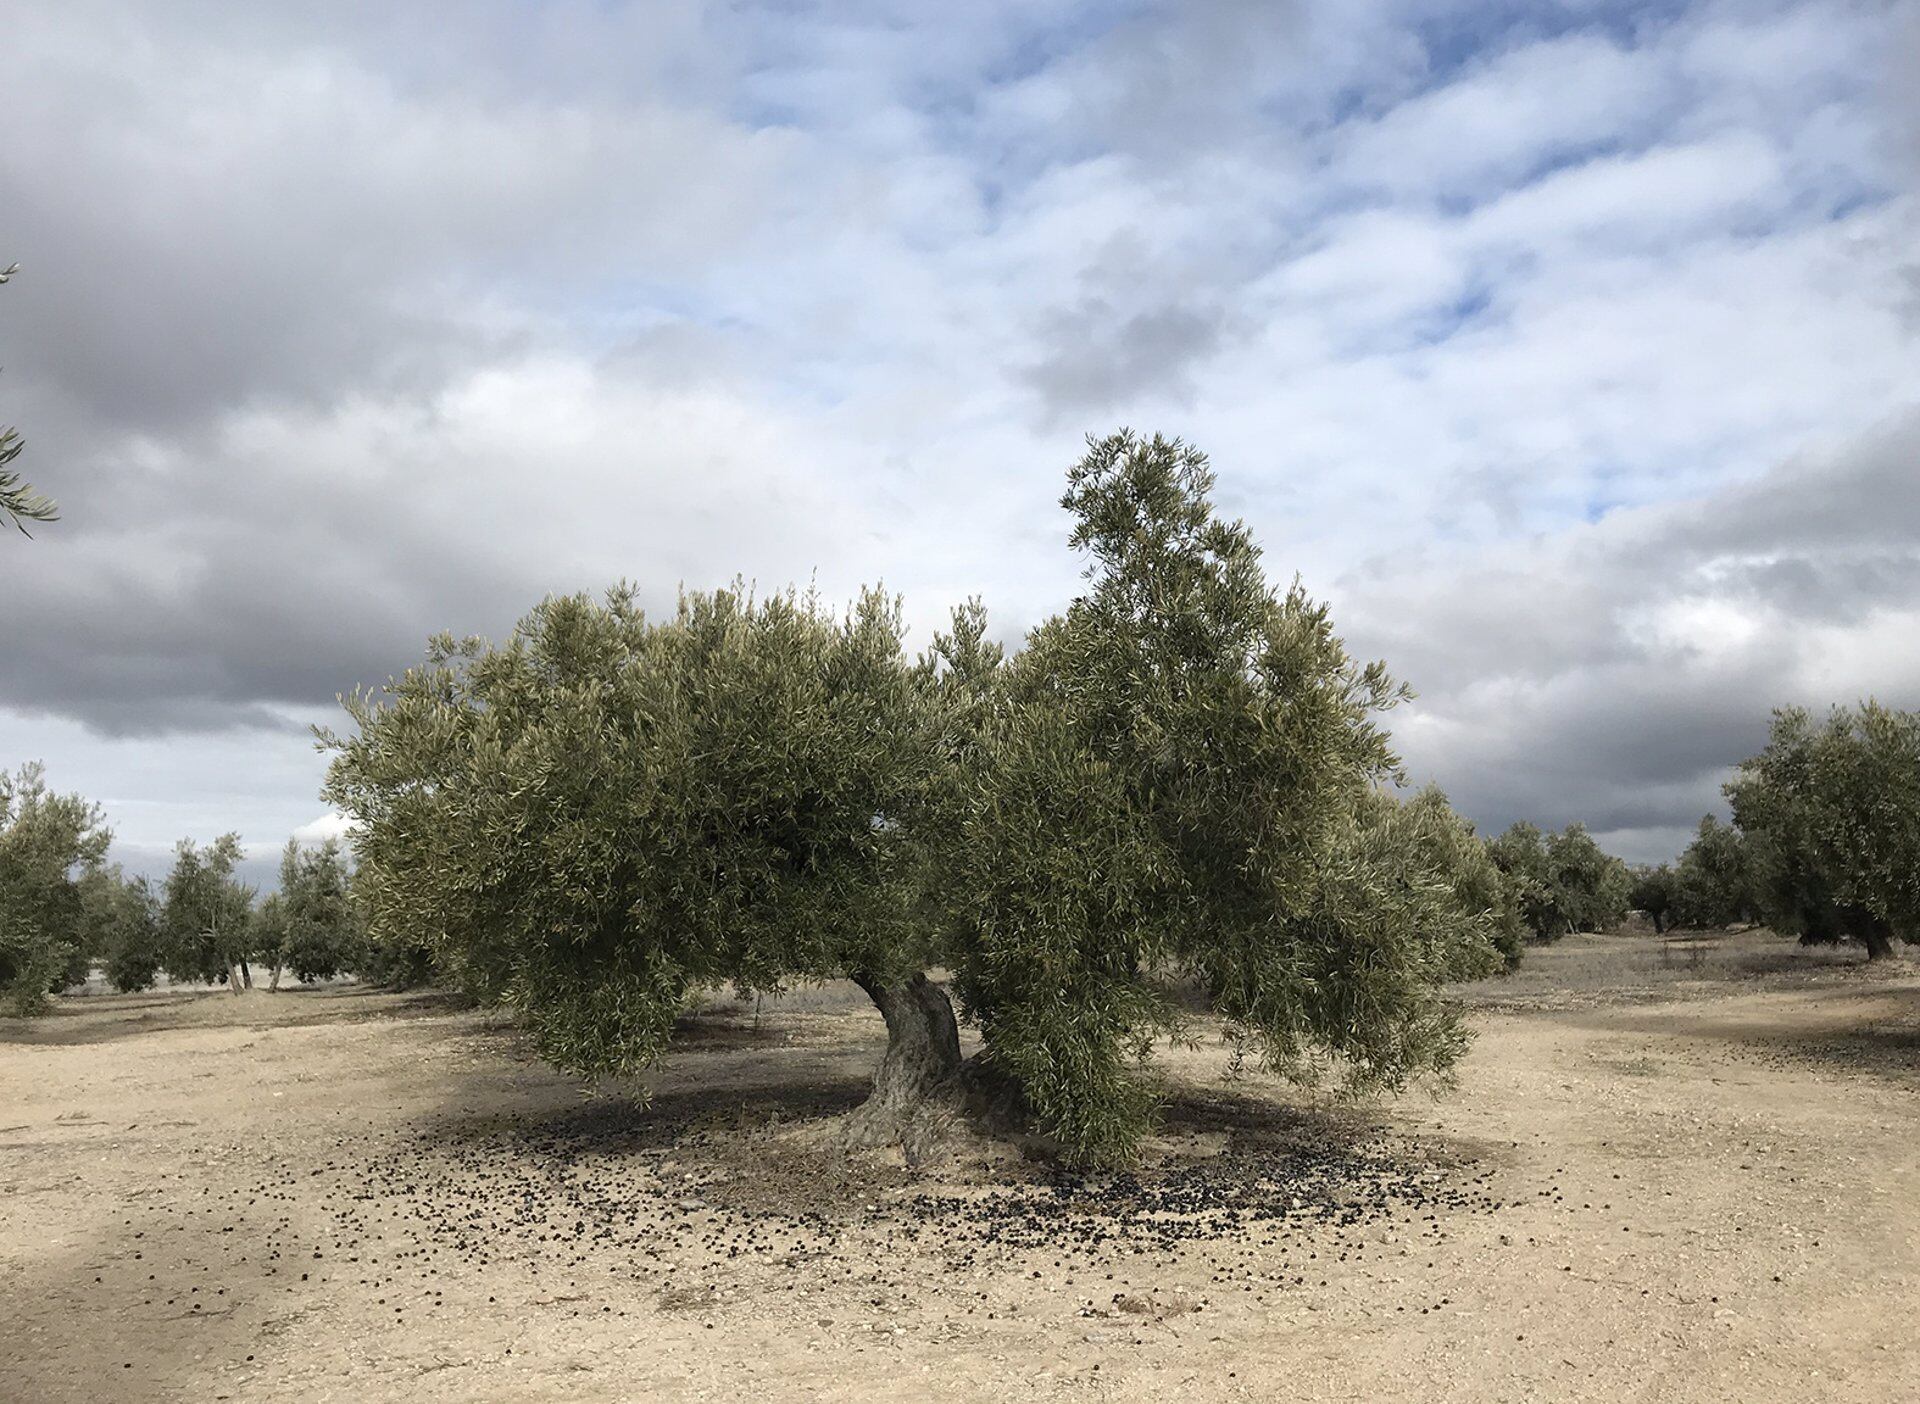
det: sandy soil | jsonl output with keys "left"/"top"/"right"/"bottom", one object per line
{"left": 3, "top": 929, "right": 1917, "bottom": 1403}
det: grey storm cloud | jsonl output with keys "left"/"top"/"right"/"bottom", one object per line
{"left": 1339, "top": 410, "right": 1920, "bottom": 860}
{"left": 1026, "top": 298, "right": 1230, "bottom": 419}
{"left": 0, "top": 2, "right": 800, "bottom": 440}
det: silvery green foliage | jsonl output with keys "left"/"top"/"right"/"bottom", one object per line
{"left": 83, "top": 865, "right": 165, "bottom": 992}
{"left": 1489, "top": 820, "right": 1629, "bottom": 941}
{"left": 1670, "top": 815, "right": 1754, "bottom": 929}
{"left": 945, "top": 433, "right": 1503, "bottom": 1164}
{"left": 324, "top": 584, "right": 941, "bottom": 1077}
{"left": 1545, "top": 824, "right": 1632, "bottom": 934}
{"left": 1365, "top": 786, "right": 1526, "bottom": 972}
{"left": 0, "top": 763, "right": 111, "bottom": 1011}
{"left": 160, "top": 834, "right": 256, "bottom": 984}
{"left": 1629, "top": 864, "right": 1679, "bottom": 933}
{"left": 326, "top": 431, "right": 1509, "bottom": 1167}
{"left": 1729, "top": 703, "right": 1919, "bottom": 956}
{"left": 1487, "top": 822, "right": 1555, "bottom": 937}
{"left": 260, "top": 838, "right": 361, "bottom": 983}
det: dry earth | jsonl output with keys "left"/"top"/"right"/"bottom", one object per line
{"left": 3, "top": 929, "right": 1917, "bottom": 1403}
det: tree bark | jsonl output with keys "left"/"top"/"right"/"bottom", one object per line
{"left": 227, "top": 961, "right": 245, "bottom": 995}
{"left": 841, "top": 970, "right": 963, "bottom": 1156}
{"left": 269, "top": 963, "right": 283, "bottom": 993}
{"left": 1861, "top": 928, "right": 1895, "bottom": 962}
{"left": 241, "top": 959, "right": 254, "bottom": 989}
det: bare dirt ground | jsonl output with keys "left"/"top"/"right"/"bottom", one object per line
{"left": 3, "top": 929, "right": 1917, "bottom": 1403}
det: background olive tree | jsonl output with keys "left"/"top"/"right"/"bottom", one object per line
{"left": 0, "top": 764, "right": 111, "bottom": 1011}
{"left": 1729, "top": 703, "right": 1918, "bottom": 960}
{"left": 1628, "top": 864, "right": 1678, "bottom": 933}
{"left": 160, "top": 835, "right": 258, "bottom": 991}
{"left": 1489, "top": 821, "right": 1630, "bottom": 941}
{"left": 1376, "top": 786, "right": 1526, "bottom": 971}
{"left": 83, "top": 865, "right": 166, "bottom": 993}
{"left": 1669, "top": 815, "right": 1754, "bottom": 929}
{"left": 253, "top": 838, "right": 361, "bottom": 989}
{"left": 1547, "top": 824, "right": 1632, "bottom": 934}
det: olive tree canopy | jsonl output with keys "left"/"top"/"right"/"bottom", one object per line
{"left": 325, "top": 583, "right": 941, "bottom": 1083}
{"left": 1489, "top": 821, "right": 1629, "bottom": 941}
{"left": 0, "top": 764, "right": 111, "bottom": 1012}
{"left": 326, "top": 431, "right": 1509, "bottom": 1165}
{"left": 160, "top": 834, "right": 257, "bottom": 990}
{"left": 1670, "top": 815, "right": 1754, "bottom": 929}
{"left": 1729, "top": 703, "right": 1919, "bottom": 960}
{"left": 941, "top": 433, "right": 1506, "bottom": 1161}
{"left": 86, "top": 866, "right": 166, "bottom": 994}
{"left": 254, "top": 838, "right": 362, "bottom": 988}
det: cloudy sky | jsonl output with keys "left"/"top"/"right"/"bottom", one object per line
{"left": 2, "top": 0, "right": 1916, "bottom": 885}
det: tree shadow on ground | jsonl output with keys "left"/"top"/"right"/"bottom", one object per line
{"left": 1566, "top": 981, "right": 1920, "bottom": 1082}
{"left": 423, "top": 1073, "right": 876, "bottom": 1158}
{"left": 0, "top": 1198, "right": 297, "bottom": 1404}
{"left": 1152, "top": 1084, "right": 1378, "bottom": 1155}
{"left": 0, "top": 986, "right": 460, "bottom": 1047}
{"left": 1452, "top": 929, "right": 1886, "bottom": 1014}
{"left": 396, "top": 1063, "right": 1493, "bottom": 1257}
{"left": 1686, "top": 940, "right": 1878, "bottom": 979}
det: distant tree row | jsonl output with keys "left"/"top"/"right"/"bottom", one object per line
{"left": 0, "top": 764, "right": 411, "bottom": 1012}
{"left": 1629, "top": 704, "right": 1918, "bottom": 959}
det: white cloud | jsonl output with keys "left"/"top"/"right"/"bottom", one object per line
{"left": 290, "top": 810, "right": 356, "bottom": 847}
{"left": 1336, "top": 29, "right": 1673, "bottom": 201}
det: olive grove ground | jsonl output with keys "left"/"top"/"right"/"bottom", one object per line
{"left": 2, "top": 929, "right": 1916, "bottom": 1403}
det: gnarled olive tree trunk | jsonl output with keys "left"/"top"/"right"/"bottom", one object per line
{"left": 842, "top": 970, "right": 963, "bottom": 1154}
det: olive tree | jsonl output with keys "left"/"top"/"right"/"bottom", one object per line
{"left": 82, "top": 865, "right": 166, "bottom": 993}
{"left": 327, "top": 431, "right": 1508, "bottom": 1166}
{"left": 1377, "top": 787, "right": 1526, "bottom": 971}
{"left": 1487, "top": 822, "right": 1557, "bottom": 938}
{"left": 1729, "top": 703, "right": 1919, "bottom": 960}
{"left": 1670, "top": 815, "right": 1754, "bottom": 929}
{"left": 161, "top": 835, "right": 257, "bottom": 991}
{"left": 1546, "top": 824, "right": 1631, "bottom": 934}
{"left": 350, "top": 914, "right": 437, "bottom": 989}
{"left": 1490, "top": 821, "right": 1630, "bottom": 940}
{"left": 324, "top": 583, "right": 945, "bottom": 1120}
{"left": 0, "top": 764, "right": 111, "bottom": 1011}
{"left": 1728, "top": 709, "right": 1877, "bottom": 955}
{"left": 937, "top": 433, "right": 1506, "bottom": 1162}
{"left": 1629, "top": 864, "right": 1678, "bottom": 934}
{"left": 256, "top": 838, "right": 360, "bottom": 989}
